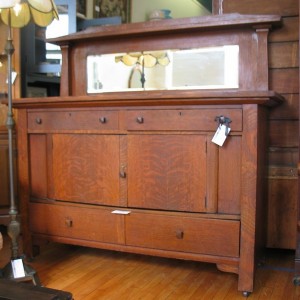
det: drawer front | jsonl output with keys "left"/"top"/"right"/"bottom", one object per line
{"left": 29, "top": 202, "right": 125, "bottom": 244}
{"left": 124, "top": 109, "right": 242, "bottom": 131}
{"left": 28, "top": 110, "right": 119, "bottom": 131}
{"left": 126, "top": 212, "right": 240, "bottom": 257}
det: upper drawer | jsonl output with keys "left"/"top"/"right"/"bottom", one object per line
{"left": 28, "top": 110, "right": 119, "bottom": 131}
{"left": 123, "top": 109, "right": 242, "bottom": 131}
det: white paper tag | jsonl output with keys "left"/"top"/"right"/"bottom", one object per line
{"left": 111, "top": 210, "right": 131, "bottom": 215}
{"left": 212, "top": 125, "right": 230, "bottom": 146}
{"left": 11, "top": 259, "right": 25, "bottom": 279}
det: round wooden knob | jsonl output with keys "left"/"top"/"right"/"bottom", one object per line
{"left": 99, "top": 117, "right": 107, "bottom": 124}
{"left": 65, "top": 219, "right": 73, "bottom": 227}
{"left": 136, "top": 116, "right": 144, "bottom": 124}
{"left": 176, "top": 230, "right": 184, "bottom": 239}
{"left": 35, "top": 118, "right": 42, "bottom": 124}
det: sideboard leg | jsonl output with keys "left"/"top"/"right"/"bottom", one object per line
{"left": 293, "top": 276, "right": 300, "bottom": 286}
{"left": 242, "top": 291, "right": 251, "bottom": 297}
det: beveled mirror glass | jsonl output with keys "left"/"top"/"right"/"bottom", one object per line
{"left": 87, "top": 45, "right": 239, "bottom": 93}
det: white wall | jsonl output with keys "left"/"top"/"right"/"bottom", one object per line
{"left": 131, "top": 0, "right": 210, "bottom": 23}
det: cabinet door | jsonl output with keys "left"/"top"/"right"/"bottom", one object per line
{"left": 51, "top": 134, "right": 120, "bottom": 205}
{"left": 48, "top": 134, "right": 124, "bottom": 206}
{"left": 127, "top": 134, "right": 209, "bottom": 212}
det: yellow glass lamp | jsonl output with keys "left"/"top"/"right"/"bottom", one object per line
{"left": 0, "top": 0, "right": 58, "bottom": 285}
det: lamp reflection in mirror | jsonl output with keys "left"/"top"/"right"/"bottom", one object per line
{"left": 0, "top": 0, "right": 58, "bottom": 285}
{"left": 115, "top": 51, "right": 170, "bottom": 88}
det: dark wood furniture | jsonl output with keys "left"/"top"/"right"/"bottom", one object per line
{"left": 13, "top": 14, "right": 283, "bottom": 296}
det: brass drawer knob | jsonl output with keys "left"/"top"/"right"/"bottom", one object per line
{"left": 99, "top": 117, "right": 107, "bottom": 124}
{"left": 136, "top": 116, "right": 144, "bottom": 124}
{"left": 35, "top": 118, "right": 42, "bottom": 124}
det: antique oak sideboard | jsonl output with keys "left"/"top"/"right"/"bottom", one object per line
{"left": 13, "top": 14, "right": 283, "bottom": 296}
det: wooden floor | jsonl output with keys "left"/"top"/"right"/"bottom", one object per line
{"left": 0, "top": 233, "right": 299, "bottom": 299}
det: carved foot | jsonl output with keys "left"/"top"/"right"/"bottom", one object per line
{"left": 216, "top": 263, "right": 239, "bottom": 274}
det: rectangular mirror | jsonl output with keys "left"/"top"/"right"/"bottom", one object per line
{"left": 87, "top": 45, "right": 239, "bottom": 93}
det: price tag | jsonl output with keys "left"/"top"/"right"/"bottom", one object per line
{"left": 112, "top": 210, "right": 131, "bottom": 215}
{"left": 11, "top": 259, "right": 25, "bottom": 279}
{"left": 212, "top": 125, "right": 230, "bottom": 146}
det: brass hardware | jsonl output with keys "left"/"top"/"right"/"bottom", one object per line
{"left": 35, "top": 118, "right": 42, "bottom": 124}
{"left": 176, "top": 230, "right": 184, "bottom": 239}
{"left": 65, "top": 218, "right": 73, "bottom": 227}
{"left": 215, "top": 115, "right": 232, "bottom": 136}
{"left": 99, "top": 117, "right": 107, "bottom": 124}
{"left": 136, "top": 116, "right": 144, "bottom": 124}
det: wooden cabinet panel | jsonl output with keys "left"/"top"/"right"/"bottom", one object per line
{"left": 28, "top": 110, "right": 119, "bottom": 131}
{"left": 126, "top": 212, "right": 240, "bottom": 257}
{"left": 218, "top": 136, "right": 242, "bottom": 214}
{"left": 30, "top": 134, "right": 48, "bottom": 199}
{"left": 127, "top": 134, "right": 208, "bottom": 212}
{"left": 51, "top": 134, "right": 124, "bottom": 206}
{"left": 124, "top": 109, "right": 242, "bottom": 131}
{"left": 29, "top": 202, "right": 125, "bottom": 244}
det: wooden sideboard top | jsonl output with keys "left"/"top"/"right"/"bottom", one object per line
{"left": 49, "top": 14, "right": 282, "bottom": 45}
{"left": 12, "top": 90, "right": 284, "bottom": 109}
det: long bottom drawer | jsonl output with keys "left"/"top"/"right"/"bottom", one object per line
{"left": 126, "top": 212, "right": 240, "bottom": 257}
{"left": 29, "top": 202, "right": 125, "bottom": 244}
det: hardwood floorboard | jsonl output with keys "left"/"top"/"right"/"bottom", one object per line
{"left": 1, "top": 234, "right": 300, "bottom": 299}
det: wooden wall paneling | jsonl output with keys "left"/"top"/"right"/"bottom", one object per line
{"left": 269, "top": 147, "right": 298, "bottom": 166}
{"left": 269, "top": 42, "right": 299, "bottom": 69}
{"left": 269, "top": 69, "right": 299, "bottom": 94}
{"left": 269, "top": 120, "right": 298, "bottom": 148}
{"left": 269, "top": 17, "right": 299, "bottom": 43}
{"left": 223, "top": 0, "right": 299, "bottom": 250}
{"left": 295, "top": 0, "right": 300, "bottom": 283}
{"left": 223, "top": 0, "right": 298, "bottom": 17}
{"left": 270, "top": 94, "right": 299, "bottom": 120}
{"left": 267, "top": 173, "right": 297, "bottom": 249}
